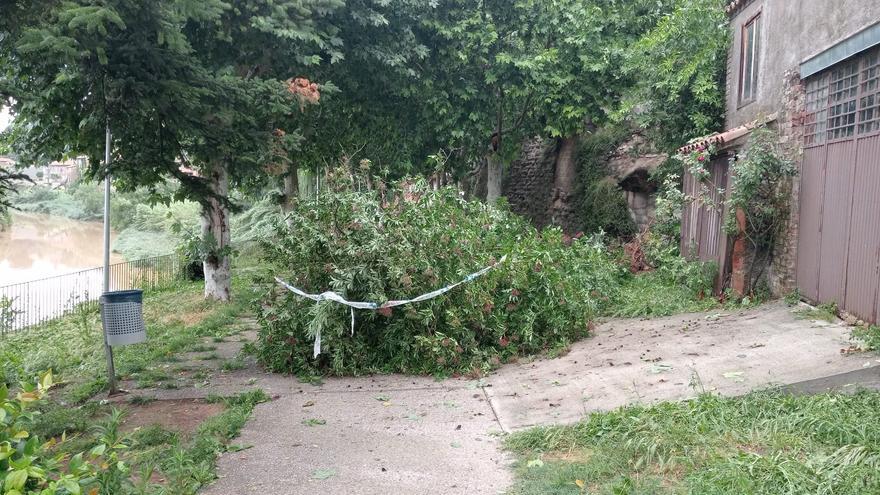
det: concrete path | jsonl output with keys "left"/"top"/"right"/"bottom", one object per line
{"left": 198, "top": 302, "right": 878, "bottom": 494}
{"left": 485, "top": 302, "right": 878, "bottom": 430}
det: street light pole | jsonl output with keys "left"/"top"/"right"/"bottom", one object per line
{"left": 102, "top": 123, "right": 117, "bottom": 395}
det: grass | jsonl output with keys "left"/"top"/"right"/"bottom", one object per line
{"left": 794, "top": 301, "right": 840, "bottom": 323}
{"left": 0, "top": 279, "right": 253, "bottom": 400}
{"left": 611, "top": 271, "right": 720, "bottom": 318}
{"left": 132, "top": 390, "right": 270, "bottom": 494}
{"left": 4, "top": 272, "right": 266, "bottom": 494}
{"left": 505, "top": 391, "right": 880, "bottom": 494}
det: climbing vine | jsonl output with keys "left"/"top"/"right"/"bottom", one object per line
{"left": 725, "top": 127, "right": 797, "bottom": 275}
{"left": 658, "top": 125, "right": 796, "bottom": 294}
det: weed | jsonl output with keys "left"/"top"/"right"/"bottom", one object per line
{"left": 853, "top": 325, "right": 880, "bottom": 351}
{"left": 128, "top": 395, "right": 158, "bottom": 406}
{"left": 29, "top": 401, "right": 101, "bottom": 439}
{"left": 197, "top": 352, "right": 221, "bottom": 361}
{"left": 784, "top": 288, "right": 802, "bottom": 306}
{"left": 133, "top": 424, "right": 179, "bottom": 447}
{"left": 505, "top": 391, "right": 880, "bottom": 494}
{"left": 189, "top": 344, "right": 218, "bottom": 353}
{"left": 795, "top": 302, "right": 839, "bottom": 322}
{"left": 159, "top": 390, "right": 269, "bottom": 493}
{"left": 220, "top": 357, "right": 247, "bottom": 372}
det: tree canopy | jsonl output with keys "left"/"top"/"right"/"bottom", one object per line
{"left": 0, "top": 0, "right": 731, "bottom": 291}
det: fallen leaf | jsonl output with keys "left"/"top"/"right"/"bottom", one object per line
{"left": 302, "top": 400, "right": 315, "bottom": 408}
{"left": 723, "top": 371, "right": 745, "bottom": 382}
{"left": 575, "top": 479, "right": 586, "bottom": 489}
{"left": 649, "top": 364, "right": 673, "bottom": 374}
{"left": 311, "top": 468, "right": 337, "bottom": 480}
{"left": 526, "top": 459, "right": 544, "bottom": 468}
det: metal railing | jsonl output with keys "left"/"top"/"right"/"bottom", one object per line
{"left": 0, "top": 254, "right": 186, "bottom": 334}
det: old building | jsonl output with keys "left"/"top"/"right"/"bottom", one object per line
{"left": 681, "top": 1, "right": 880, "bottom": 323}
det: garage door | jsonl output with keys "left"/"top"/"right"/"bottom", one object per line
{"left": 797, "top": 49, "right": 880, "bottom": 323}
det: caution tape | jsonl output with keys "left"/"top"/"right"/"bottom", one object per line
{"left": 275, "top": 255, "right": 507, "bottom": 357}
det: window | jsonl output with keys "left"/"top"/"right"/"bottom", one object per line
{"left": 804, "top": 73, "right": 829, "bottom": 146}
{"left": 739, "top": 13, "right": 761, "bottom": 105}
{"left": 859, "top": 51, "right": 880, "bottom": 134}
{"left": 802, "top": 47, "right": 880, "bottom": 146}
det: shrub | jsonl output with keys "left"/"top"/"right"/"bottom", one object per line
{"left": 256, "top": 177, "right": 624, "bottom": 376}
{"left": 1, "top": 371, "right": 139, "bottom": 494}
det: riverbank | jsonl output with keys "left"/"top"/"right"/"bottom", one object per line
{"left": 0, "top": 210, "right": 125, "bottom": 284}
{"left": 10, "top": 183, "right": 200, "bottom": 260}
{"left": 9, "top": 183, "right": 275, "bottom": 262}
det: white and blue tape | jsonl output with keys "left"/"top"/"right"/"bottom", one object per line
{"left": 275, "top": 255, "right": 507, "bottom": 357}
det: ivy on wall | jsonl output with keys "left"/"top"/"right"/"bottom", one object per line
{"left": 657, "top": 125, "right": 796, "bottom": 295}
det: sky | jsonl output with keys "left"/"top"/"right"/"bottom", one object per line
{"left": 0, "top": 106, "right": 10, "bottom": 132}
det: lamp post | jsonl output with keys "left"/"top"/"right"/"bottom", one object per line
{"left": 102, "top": 123, "right": 118, "bottom": 395}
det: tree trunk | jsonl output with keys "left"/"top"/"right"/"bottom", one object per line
{"left": 282, "top": 166, "right": 298, "bottom": 213}
{"left": 201, "top": 165, "right": 231, "bottom": 302}
{"left": 486, "top": 153, "right": 502, "bottom": 203}
{"left": 550, "top": 135, "right": 581, "bottom": 234}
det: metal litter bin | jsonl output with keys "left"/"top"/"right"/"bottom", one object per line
{"left": 100, "top": 290, "right": 147, "bottom": 346}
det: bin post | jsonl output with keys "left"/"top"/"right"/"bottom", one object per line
{"left": 102, "top": 123, "right": 118, "bottom": 395}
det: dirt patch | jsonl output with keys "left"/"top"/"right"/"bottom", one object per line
{"left": 123, "top": 399, "right": 225, "bottom": 437}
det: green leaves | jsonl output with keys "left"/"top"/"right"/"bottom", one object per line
{"left": 256, "top": 178, "right": 623, "bottom": 376}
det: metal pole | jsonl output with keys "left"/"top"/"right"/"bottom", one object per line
{"left": 102, "top": 123, "right": 117, "bottom": 395}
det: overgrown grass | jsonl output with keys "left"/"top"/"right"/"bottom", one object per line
{"left": 0, "top": 278, "right": 254, "bottom": 400}
{"left": 854, "top": 325, "right": 880, "bottom": 351}
{"left": 506, "top": 391, "right": 880, "bottom": 494}
{"left": 5, "top": 273, "right": 264, "bottom": 494}
{"left": 612, "top": 271, "right": 720, "bottom": 318}
{"left": 133, "top": 390, "right": 269, "bottom": 494}
{"left": 794, "top": 301, "right": 840, "bottom": 323}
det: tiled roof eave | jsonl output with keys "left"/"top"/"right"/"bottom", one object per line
{"left": 677, "top": 113, "right": 777, "bottom": 154}
{"left": 725, "top": 0, "right": 758, "bottom": 17}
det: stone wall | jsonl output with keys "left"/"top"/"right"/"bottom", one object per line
{"left": 502, "top": 138, "right": 557, "bottom": 229}
{"left": 766, "top": 70, "right": 806, "bottom": 295}
{"left": 624, "top": 190, "right": 656, "bottom": 233}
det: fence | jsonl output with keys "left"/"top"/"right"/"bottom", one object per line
{"left": 0, "top": 254, "right": 185, "bottom": 334}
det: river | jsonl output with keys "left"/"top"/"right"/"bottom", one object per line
{"left": 0, "top": 211, "right": 124, "bottom": 286}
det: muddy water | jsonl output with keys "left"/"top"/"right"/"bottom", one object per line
{"left": 0, "top": 211, "right": 123, "bottom": 285}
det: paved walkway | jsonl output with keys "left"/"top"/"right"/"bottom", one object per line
{"left": 185, "top": 303, "right": 877, "bottom": 494}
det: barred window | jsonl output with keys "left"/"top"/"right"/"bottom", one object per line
{"left": 804, "top": 74, "right": 829, "bottom": 146}
{"left": 859, "top": 50, "right": 880, "bottom": 134}
{"left": 803, "top": 47, "right": 880, "bottom": 146}
{"left": 827, "top": 61, "right": 859, "bottom": 139}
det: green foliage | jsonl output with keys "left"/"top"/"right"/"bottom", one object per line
{"left": 622, "top": 0, "right": 729, "bottom": 151}
{"left": 795, "top": 302, "right": 840, "bottom": 323}
{"left": 578, "top": 126, "right": 637, "bottom": 238}
{"left": 0, "top": 371, "right": 140, "bottom": 495}
{"left": 725, "top": 126, "right": 797, "bottom": 245}
{"left": 854, "top": 325, "right": 880, "bottom": 352}
{"left": 257, "top": 177, "right": 624, "bottom": 376}
{"left": 506, "top": 391, "right": 880, "bottom": 494}
{"left": 0, "top": 280, "right": 249, "bottom": 393}
{"left": 613, "top": 236, "right": 718, "bottom": 317}
{"left": 153, "top": 390, "right": 269, "bottom": 494}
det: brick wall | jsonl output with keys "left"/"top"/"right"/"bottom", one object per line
{"left": 767, "top": 69, "right": 806, "bottom": 295}
{"left": 502, "top": 138, "right": 557, "bottom": 229}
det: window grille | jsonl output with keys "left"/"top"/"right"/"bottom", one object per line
{"left": 802, "top": 47, "right": 880, "bottom": 146}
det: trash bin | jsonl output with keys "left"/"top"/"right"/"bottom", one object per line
{"left": 100, "top": 290, "right": 147, "bottom": 346}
